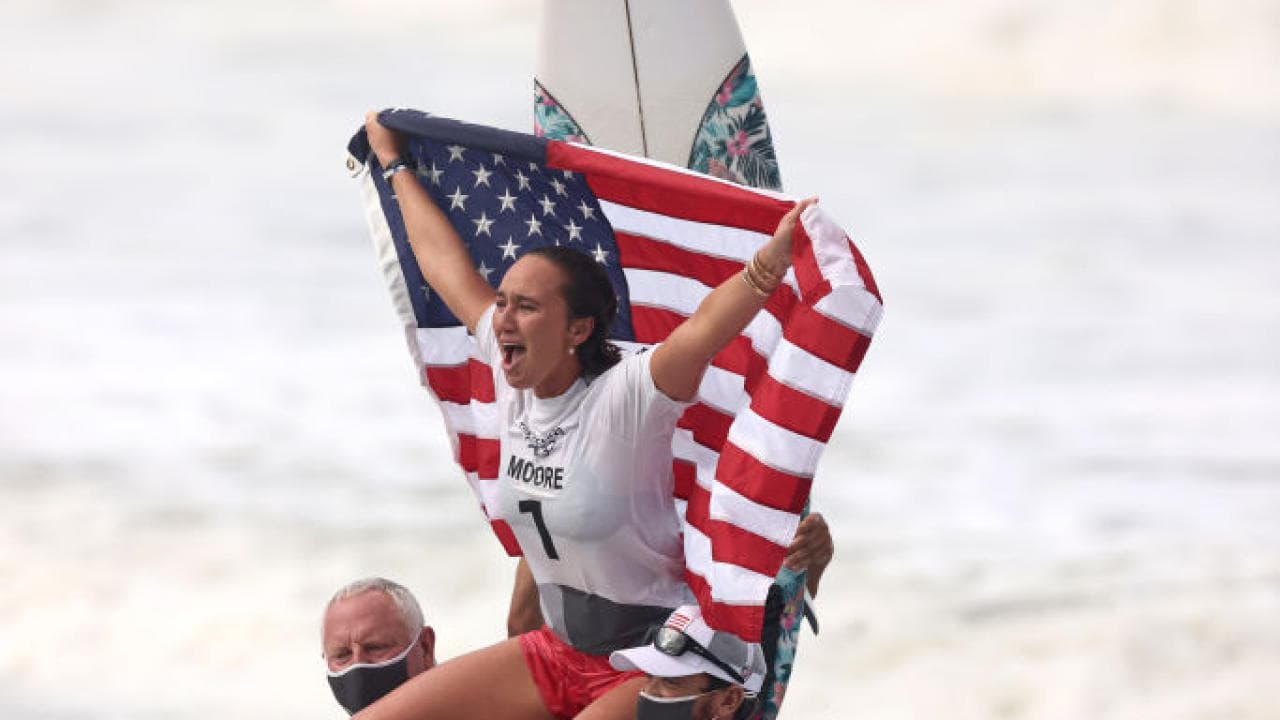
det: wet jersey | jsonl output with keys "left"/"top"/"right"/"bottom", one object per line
{"left": 475, "top": 304, "right": 695, "bottom": 654}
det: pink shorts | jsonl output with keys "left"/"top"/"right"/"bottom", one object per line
{"left": 518, "top": 626, "right": 645, "bottom": 719}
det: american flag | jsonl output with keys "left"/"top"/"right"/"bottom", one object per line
{"left": 348, "top": 109, "right": 883, "bottom": 641}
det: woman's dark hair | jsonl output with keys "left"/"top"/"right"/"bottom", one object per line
{"left": 526, "top": 245, "right": 621, "bottom": 376}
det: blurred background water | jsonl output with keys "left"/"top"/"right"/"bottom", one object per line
{"left": 2, "top": 1, "right": 1278, "bottom": 717}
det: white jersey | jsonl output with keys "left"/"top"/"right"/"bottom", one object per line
{"left": 475, "top": 304, "right": 695, "bottom": 654}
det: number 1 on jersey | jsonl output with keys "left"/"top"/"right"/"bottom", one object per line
{"left": 518, "top": 499, "right": 560, "bottom": 559}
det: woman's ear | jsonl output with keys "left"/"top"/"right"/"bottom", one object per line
{"left": 568, "top": 315, "right": 594, "bottom": 347}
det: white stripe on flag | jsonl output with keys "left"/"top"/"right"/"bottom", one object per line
{"left": 802, "top": 205, "right": 866, "bottom": 289}
{"left": 438, "top": 400, "right": 499, "bottom": 438}
{"left": 625, "top": 268, "right": 709, "bottom": 316}
{"left": 416, "top": 326, "right": 479, "bottom": 366}
{"left": 360, "top": 171, "right": 419, "bottom": 332}
{"left": 767, "top": 339, "right": 856, "bottom": 406}
{"left": 601, "top": 200, "right": 771, "bottom": 262}
{"left": 697, "top": 366, "right": 747, "bottom": 416}
{"left": 684, "top": 522, "right": 777, "bottom": 604}
{"left": 815, "top": 286, "right": 884, "bottom": 338}
{"left": 725, "top": 410, "right": 825, "bottom": 478}
{"left": 672, "top": 429, "right": 720, "bottom": 479}
{"left": 626, "top": 269, "right": 786, "bottom": 363}
{"left": 709, "top": 484, "right": 801, "bottom": 547}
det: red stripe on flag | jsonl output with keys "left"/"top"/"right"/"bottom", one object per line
{"left": 617, "top": 228, "right": 801, "bottom": 330}
{"left": 457, "top": 434, "right": 501, "bottom": 479}
{"left": 751, "top": 374, "right": 842, "bottom": 443}
{"left": 783, "top": 303, "right": 873, "bottom": 373}
{"left": 790, "top": 221, "right": 834, "bottom": 306}
{"left": 684, "top": 484, "right": 788, "bottom": 577}
{"left": 490, "top": 519, "right": 523, "bottom": 557}
{"left": 678, "top": 402, "right": 733, "bottom": 452}
{"left": 672, "top": 458, "right": 696, "bottom": 501}
{"left": 716, "top": 442, "right": 812, "bottom": 513}
{"left": 547, "top": 141, "right": 791, "bottom": 234}
{"left": 630, "top": 304, "right": 684, "bottom": 344}
{"left": 849, "top": 236, "right": 883, "bottom": 303}
{"left": 424, "top": 359, "right": 496, "bottom": 404}
{"left": 616, "top": 232, "right": 739, "bottom": 288}
{"left": 683, "top": 569, "right": 764, "bottom": 642}
{"left": 632, "top": 306, "right": 768, "bottom": 384}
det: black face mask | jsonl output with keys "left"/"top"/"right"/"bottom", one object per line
{"left": 326, "top": 642, "right": 414, "bottom": 715}
{"left": 635, "top": 690, "right": 708, "bottom": 720}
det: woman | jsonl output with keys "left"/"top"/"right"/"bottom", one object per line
{"left": 359, "top": 111, "right": 816, "bottom": 720}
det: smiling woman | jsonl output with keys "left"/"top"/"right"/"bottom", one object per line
{"left": 354, "top": 112, "right": 811, "bottom": 720}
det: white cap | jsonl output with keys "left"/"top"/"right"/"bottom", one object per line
{"left": 609, "top": 604, "right": 766, "bottom": 693}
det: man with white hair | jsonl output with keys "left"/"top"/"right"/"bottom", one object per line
{"left": 609, "top": 605, "right": 767, "bottom": 720}
{"left": 321, "top": 577, "right": 437, "bottom": 715}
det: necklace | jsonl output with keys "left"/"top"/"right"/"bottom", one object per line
{"left": 518, "top": 421, "right": 566, "bottom": 458}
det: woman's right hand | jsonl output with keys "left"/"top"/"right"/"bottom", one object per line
{"left": 365, "top": 110, "right": 405, "bottom": 167}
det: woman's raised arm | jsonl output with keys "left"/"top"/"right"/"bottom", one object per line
{"left": 650, "top": 198, "right": 817, "bottom": 402}
{"left": 365, "top": 111, "right": 496, "bottom": 333}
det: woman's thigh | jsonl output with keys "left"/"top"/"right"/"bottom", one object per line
{"left": 574, "top": 676, "right": 646, "bottom": 720}
{"left": 358, "top": 637, "right": 554, "bottom": 720}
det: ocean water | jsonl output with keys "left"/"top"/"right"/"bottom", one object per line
{"left": 2, "top": 1, "right": 1278, "bottom": 718}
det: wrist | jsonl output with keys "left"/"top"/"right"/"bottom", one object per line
{"left": 755, "top": 249, "right": 789, "bottom": 278}
{"left": 380, "top": 156, "right": 415, "bottom": 180}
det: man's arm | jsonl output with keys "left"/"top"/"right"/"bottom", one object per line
{"left": 784, "top": 512, "right": 834, "bottom": 596}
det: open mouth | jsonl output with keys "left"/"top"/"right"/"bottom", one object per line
{"left": 500, "top": 342, "right": 526, "bottom": 370}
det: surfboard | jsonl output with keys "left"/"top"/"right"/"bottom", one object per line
{"left": 535, "top": 0, "right": 782, "bottom": 190}
{"left": 535, "top": 3, "right": 800, "bottom": 718}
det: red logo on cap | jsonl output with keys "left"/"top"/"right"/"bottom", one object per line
{"left": 666, "top": 611, "right": 693, "bottom": 632}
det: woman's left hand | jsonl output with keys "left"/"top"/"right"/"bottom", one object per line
{"left": 757, "top": 196, "right": 818, "bottom": 276}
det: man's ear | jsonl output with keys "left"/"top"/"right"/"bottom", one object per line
{"left": 710, "top": 684, "right": 744, "bottom": 719}
{"left": 418, "top": 626, "right": 437, "bottom": 669}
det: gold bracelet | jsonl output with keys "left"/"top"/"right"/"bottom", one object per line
{"left": 751, "top": 253, "right": 784, "bottom": 286}
{"left": 741, "top": 267, "right": 771, "bottom": 298}
{"left": 748, "top": 256, "right": 782, "bottom": 292}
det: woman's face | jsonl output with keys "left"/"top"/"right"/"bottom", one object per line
{"left": 493, "top": 254, "right": 590, "bottom": 397}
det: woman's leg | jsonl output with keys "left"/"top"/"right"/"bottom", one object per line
{"left": 356, "top": 636, "right": 554, "bottom": 720}
{"left": 574, "top": 676, "right": 646, "bottom": 720}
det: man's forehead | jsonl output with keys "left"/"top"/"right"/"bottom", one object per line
{"left": 323, "top": 590, "right": 407, "bottom": 642}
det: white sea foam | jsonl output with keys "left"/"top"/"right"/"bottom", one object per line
{"left": 2, "top": 1, "right": 1278, "bottom": 718}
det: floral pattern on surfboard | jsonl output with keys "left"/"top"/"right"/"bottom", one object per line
{"left": 688, "top": 54, "right": 782, "bottom": 190}
{"left": 533, "top": 80, "right": 590, "bottom": 145}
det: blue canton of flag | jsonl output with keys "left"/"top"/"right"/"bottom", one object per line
{"left": 370, "top": 135, "right": 635, "bottom": 341}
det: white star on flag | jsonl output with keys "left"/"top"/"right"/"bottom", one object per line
{"left": 473, "top": 211, "right": 495, "bottom": 237}
{"left": 524, "top": 214, "right": 542, "bottom": 236}
{"left": 514, "top": 170, "right": 531, "bottom": 191}
{"left": 446, "top": 145, "right": 466, "bottom": 162}
{"left": 419, "top": 162, "right": 444, "bottom": 186}
{"left": 538, "top": 195, "right": 556, "bottom": 217}
{"left": 496, "top": 189, "right": 518, "bottom": 213}
{"left": 447, "top": 187, "right": 468, "bottom": 210}
{"left": 564, "top": 219, "right": 583, "bottom": 242}
{"left": 472, "top": 165, "right": 493, "bottom": 188}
